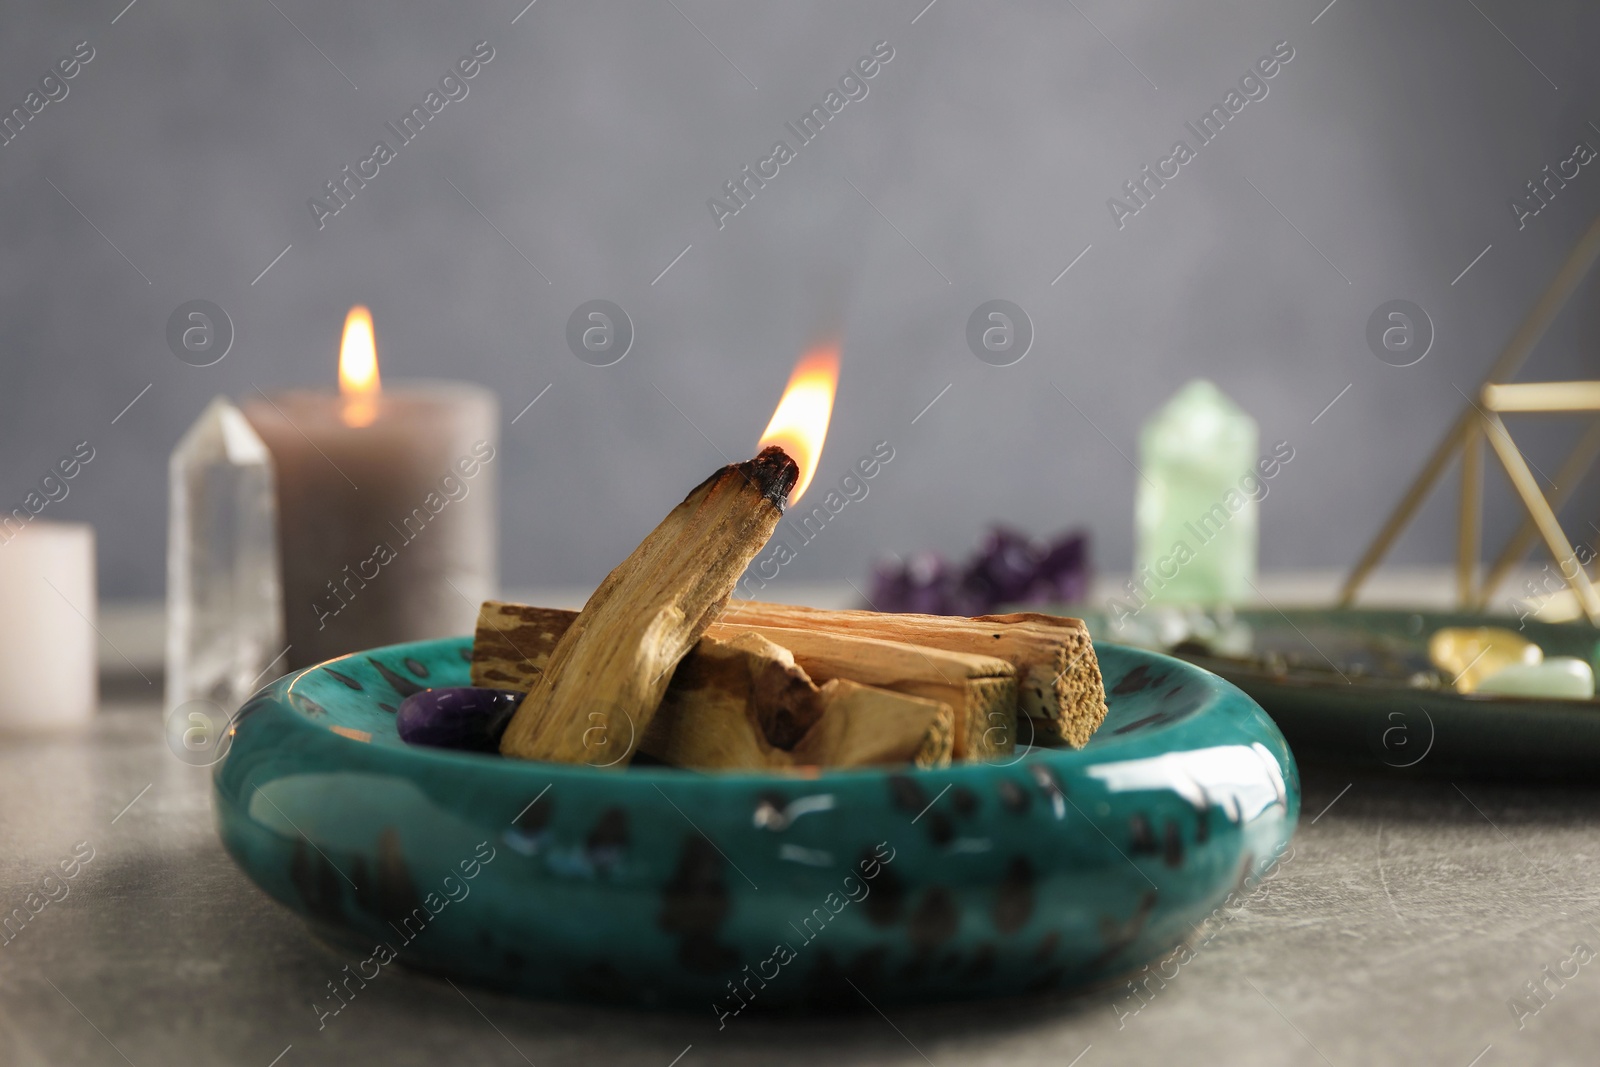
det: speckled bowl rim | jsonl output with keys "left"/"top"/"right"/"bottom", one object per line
{"left": 260, "top": 643, "right": 1243, "bottom": 781}
{"left": 221, "top": 636, "right": 1300, "bottom": 828}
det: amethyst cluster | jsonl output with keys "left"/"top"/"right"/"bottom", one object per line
{"left": 869, "top": 526, "right": 1090, "bottom": 616}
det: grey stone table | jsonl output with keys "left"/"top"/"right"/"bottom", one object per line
{"left": 3, "top": 689, "right": 1598, "bottom": 1067}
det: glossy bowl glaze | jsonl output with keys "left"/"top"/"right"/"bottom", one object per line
{"left": 215, "top": 636, "right": 1298, "bottom": 1011}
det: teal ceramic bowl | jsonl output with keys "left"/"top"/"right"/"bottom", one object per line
{"left": 214, "top": 637, "right": 1298, "bottom": 1011}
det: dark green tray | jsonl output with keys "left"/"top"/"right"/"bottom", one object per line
{"left": 1065, "top": 607, "right": 1600, "bottom": 780}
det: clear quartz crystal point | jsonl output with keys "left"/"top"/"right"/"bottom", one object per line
{"left": 166, "top": 397, "right": 284, "bottom": 716}
{"left": 1134, "top": 379, "right": 1259, "bottom": 606}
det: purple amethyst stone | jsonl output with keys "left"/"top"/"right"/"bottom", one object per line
{"left": 396, "top": 687, "right": 522, "bottom": 752}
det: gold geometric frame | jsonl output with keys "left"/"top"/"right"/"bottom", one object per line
{"left": 1339, "top": 210, "right": 1600, "bottom": 624}
{"left": 1466, "top": 383, "right": 1600, "bottom": 624}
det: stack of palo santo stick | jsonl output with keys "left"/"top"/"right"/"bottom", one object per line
{"left": 482, "top": 447, "right": 1107, "bottom": 771}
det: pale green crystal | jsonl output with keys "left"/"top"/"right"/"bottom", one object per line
{"left": 1134, "top": 380, "right": 1258, "bottom": 604}
{"left": 1474, "top": 657, "right": 1595, "bottom": 700}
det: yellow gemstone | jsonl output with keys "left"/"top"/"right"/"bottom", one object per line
{"left": 1428, "top": 627, "right": 1542, "bottom": 693}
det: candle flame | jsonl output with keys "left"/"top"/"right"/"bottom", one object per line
{"left": 339, "top": 305, "right": 380, "bottom": 428}
{"left": 757, "top": 342, "right": 839, "bottom": 504}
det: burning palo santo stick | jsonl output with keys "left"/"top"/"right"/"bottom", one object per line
{"left": 719, "top": 601, "right": 1107, "bottom": 748}
{"left": 499, "top": 348, "right": 840, "bottom": 767}
{"left": 497, "top": 447, "right": 799, "bottom": 764}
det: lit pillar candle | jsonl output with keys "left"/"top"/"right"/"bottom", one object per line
{"left": 0, "top": 521, "right": 96, "bottom": 732}
{"left": 243, "top": 306, "right": 498, "bottom": 669}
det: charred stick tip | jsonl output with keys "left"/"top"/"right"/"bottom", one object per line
{"left": 679, "top": 446, "right": 801, "bottom": 511}
{"left": 743, "top": 446, "right": 801, "bottom": 510}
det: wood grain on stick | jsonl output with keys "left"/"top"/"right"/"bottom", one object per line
{"left": 476, "top": 599, "right": 1103, "bottom": 762}
{"left": 475, "top": 604, "right": 957, "bottom": 768}
{"left": 791, "top": 680, "right": 952, "bottom": 769}
{"left": 719, "top": 601, "right": 1107, "bottom": 747}
{"left": 636, "top": 633, "right": 798, "bottom": 770}
{"left": 496, "top": 447, "right": 798, "bottom": 765}
{"left": 717, "top": 623, "right": 1015, "bottom": 761}
{"left": 634, "top": 633, "right": 952, "bottom": 770}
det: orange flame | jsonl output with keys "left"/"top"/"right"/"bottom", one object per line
{"left": 757, "top": 343, "right": 839, "bottom": 504}
{"left": 338, "top": 305, "right": 380, "bottom": 428}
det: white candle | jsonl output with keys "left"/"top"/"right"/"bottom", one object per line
{"left": 242, "top": 307, "right": 498, "bottom": 669}
{"left": 0, "top": 521, "right": 96, "bottom": 732}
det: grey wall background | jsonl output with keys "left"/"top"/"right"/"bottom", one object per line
{"left": 2, "top": 0, "right": 1598, "bottom": 603}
